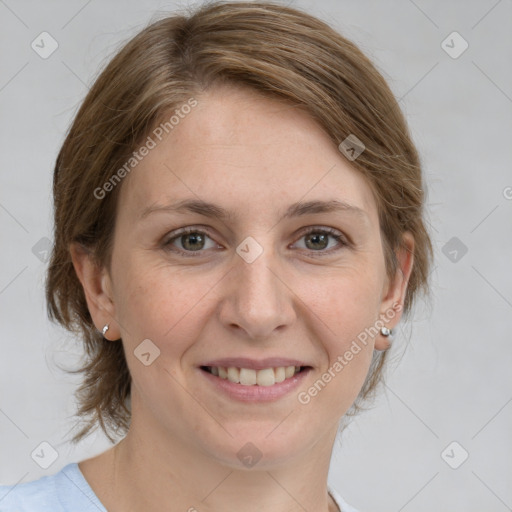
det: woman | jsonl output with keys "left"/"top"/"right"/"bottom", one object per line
{"left": 0, "top": 1, "right": 432, "bottom": 511}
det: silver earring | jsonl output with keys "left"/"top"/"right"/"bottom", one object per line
{"left": 380, "top": 326, "right": 392, "bottom": 337}
{"left": 102, "top": 324, "right": 109, "bottom": 336}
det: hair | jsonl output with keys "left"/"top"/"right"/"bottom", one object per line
{"left": 46, "top": 0, "right": 433, "bottom": 443}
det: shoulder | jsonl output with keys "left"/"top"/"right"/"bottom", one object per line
{"left": 0, "top": 463, "right": 106, "bottom": 512}
{"left": 329, "top": 485, "right": 361, "bottom": 512}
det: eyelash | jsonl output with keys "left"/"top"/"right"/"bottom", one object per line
{"left": 161, "top": 226, "right": 349, "bottom": 258}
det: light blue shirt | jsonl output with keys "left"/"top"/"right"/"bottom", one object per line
{"left": 0, "top": 463, "right": 359, "bottom": 511}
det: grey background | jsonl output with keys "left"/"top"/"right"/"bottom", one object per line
{"left": 1, "top": 0, "right": 511, "bottom": 510}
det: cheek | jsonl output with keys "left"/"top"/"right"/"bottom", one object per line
{"left": 304, "top": 264, "right": 383, "bottom": 342}
{"left": 112, "top": 255, "right": 217, "bottom": 353}
{"left": 297, "top": 266, "right": 383, "bottom": 400}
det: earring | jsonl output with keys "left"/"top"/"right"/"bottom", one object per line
{"left": 380, "top": 326, "right": 392, "bottom": 337}
{"left": 102, "top": 324, "right": 109, "bottom": 336}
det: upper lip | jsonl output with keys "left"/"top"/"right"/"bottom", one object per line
{"left": 199, "top": 357, "right": 311, "bottom": 370}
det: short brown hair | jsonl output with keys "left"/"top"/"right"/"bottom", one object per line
{"left": 46, "top": 1, "right": 433, "bottom": 443}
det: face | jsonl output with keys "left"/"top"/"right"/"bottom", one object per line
{"left": 86, "top": 85, "right": 409, "bottom": 468}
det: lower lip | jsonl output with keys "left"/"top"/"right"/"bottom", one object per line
{"left": 198, "top": 367, "right": 312, "bottom": 402}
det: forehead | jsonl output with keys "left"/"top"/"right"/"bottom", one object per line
{"left": 118, "top": 85, "right": 378, "bottom": 226}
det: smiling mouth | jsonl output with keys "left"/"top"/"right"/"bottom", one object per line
{"left": 200, "top": 365, "right": 311, "bottom": 386}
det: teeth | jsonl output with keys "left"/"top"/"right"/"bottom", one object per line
{"left": 285, "top": 366, "right": 295, "bottom": 378}
{"left": 274, "top": 367, "right": 285, "bottom": 383}
{"left": 256, "top": 368, "right": 274, "bottom": 386}
{"left": 227, "top": 367, "right": 239, "bottom": 383}
{"left": 239, "top": 368, "right": 256, "bottom": 385}
{"left": 206, "top": 365, "right": 302, "bottom": 386}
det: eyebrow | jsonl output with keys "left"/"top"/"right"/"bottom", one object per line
{"left": 139, "top": 198, "right": 368, "bottom": 222}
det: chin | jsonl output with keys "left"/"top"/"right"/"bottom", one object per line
{"left": 197, "top": 420, "right": 321, "bottom": 471}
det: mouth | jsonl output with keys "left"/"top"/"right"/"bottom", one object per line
{"left": 197, "top": 357, "right": 313, "bottom": 401}
{"left": 200, "top": 365, "right": 310, "bottom": 387}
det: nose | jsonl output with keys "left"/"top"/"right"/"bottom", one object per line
{"left": 217, "top": 240, "right": 297, "bottom": 340}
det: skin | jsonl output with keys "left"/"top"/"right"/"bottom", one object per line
{"left": 71, "top": 84, "right": 414, "bottom": 512}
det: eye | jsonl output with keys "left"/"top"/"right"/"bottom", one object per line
{"left": 162, "top": 227, "right": 220, "bottom": 256}
{"left": 293, "top": 227, "right": 348, "bottom": 254}
{"left": 162, "top": 226, "right": 348, "bottom": 258}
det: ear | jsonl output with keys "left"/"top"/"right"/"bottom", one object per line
{"left": 374, "top": 231, "right": 414, "bottom": 350}
{"left": 70, "top": 242, "right": 121, "bottom": 341}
